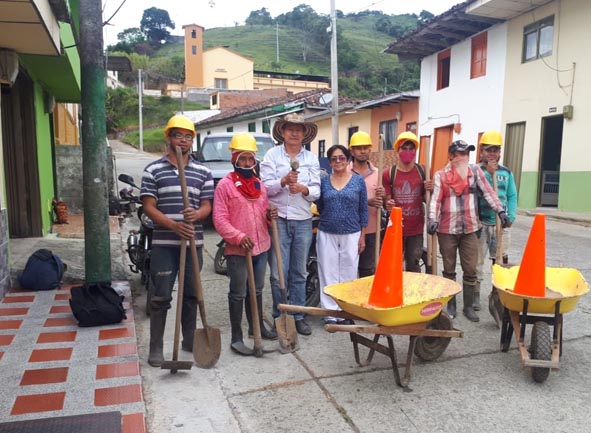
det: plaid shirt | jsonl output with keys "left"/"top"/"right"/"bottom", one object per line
{"left": 429, "top": 163, "right": 503, "bottom": 235}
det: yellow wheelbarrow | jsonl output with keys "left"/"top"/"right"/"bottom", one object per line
{"left": 279, "top": 272, "right": 463, "bottom": 388}
{"left": 492, "top": 265, "right": 590, "bottom": 383}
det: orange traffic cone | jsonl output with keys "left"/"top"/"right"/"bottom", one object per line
{"left": 513, "top": 213, "right": 546, "bottom": 297}
{"left": 368, "top": 207, "right": 403, "bottom": 308}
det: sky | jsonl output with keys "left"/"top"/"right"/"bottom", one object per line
{"left": 102, "top": 0, "right": 461, "bottom": 46}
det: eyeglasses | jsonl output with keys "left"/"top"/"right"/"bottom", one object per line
{"left": 171, "top": 132, "right": 194, "bottom": 141}
{"left": 330, "top": 155, "right": 348, "bottom": 162}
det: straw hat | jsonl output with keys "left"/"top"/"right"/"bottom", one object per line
{"left": 272, "top": 113, "right": 318, "bottom": 145}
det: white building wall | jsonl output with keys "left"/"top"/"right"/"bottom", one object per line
{"left": 503, "top": 0, "right": 591, "bottom": 173}
{"left": 419, "top": 23, "right": 508, "bottom": 160}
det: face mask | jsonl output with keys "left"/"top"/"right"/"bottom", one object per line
{"left": 235, "top": 166, "right": 256, "bottom": 178}
{"left": 399, "top": 150, "right": 416, "bottom": 164}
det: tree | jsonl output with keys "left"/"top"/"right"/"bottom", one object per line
{"left": 140, "top": 7, "right": 175, "bottom": 45}
{"left": 418, "top": 10, "right": 434, "bottom": 23}
{"left": 246, "top": 8, "right": 274, "bottom": 26}
{"left": 107, "top": 27, "right": 146, "bottom": 53}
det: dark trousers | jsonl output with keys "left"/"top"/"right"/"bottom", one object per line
{"left": 438, "top": 232, "right": 478, "bottom": 285}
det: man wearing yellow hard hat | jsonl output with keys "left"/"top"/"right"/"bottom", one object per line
{"left": 140, "top": 114, "right": 214, "bottom": 367}
{"left": 476, "top": 130, "right": 517, "bottom": 327}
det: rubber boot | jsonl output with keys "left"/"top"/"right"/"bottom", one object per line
{"left": 473, "top": 281, "right": 481, "bottom": 311}
{"left": 148, "top": 307, "right": 167, "bottom": 367}
{"left": 181, "top": 298, "right": 197, "bottom": 352}
{"left": 246, "top": 294, "right": 278, "bottom": 340}
{"left": 229, "top": 298, "right": 253, "bottom": 356}
{"left": 462, "top": 283, "right": 480, "bottom": 322}
{"left": 447, "top": 296, "right": 457, "bottom": 319}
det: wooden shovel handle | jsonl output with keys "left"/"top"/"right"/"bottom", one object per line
{"left": 176, "top": 147, "right": 210, "bottom": 330}
{"left": 270, "top": 215, "right": 288, "bottom": 304}
{"left": 493, "top": 173, "right": 503, "bottom": 264}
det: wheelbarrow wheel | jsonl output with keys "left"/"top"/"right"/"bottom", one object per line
{"left": 530, "top": 321, "right": 551, "bottom": 383}
{"left": 414, "top": 312, "right": 452, "bottom": 361}
{"left": 214, "top": 244, "right": 228, "bottom": 275}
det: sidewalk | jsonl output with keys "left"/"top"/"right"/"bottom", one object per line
{"left": 1, "top": 215, "right": 146, "bottom": 432}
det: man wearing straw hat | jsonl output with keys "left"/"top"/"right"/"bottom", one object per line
{"left": 261, "top": 113, "right": 321, "bottom": 336}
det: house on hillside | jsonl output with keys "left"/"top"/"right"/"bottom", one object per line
{"left": 179, "top": 24, "right": 329, "bottom": 96}
{"left": 385, "top": 0, "right": 591, "bottom": 213}
{"left": 0, "top": 0, "right": 81, "bottom": 296}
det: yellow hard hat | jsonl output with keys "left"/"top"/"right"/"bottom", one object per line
{"left": 394, "top": 131, "right": 419, "bottom": 151}
{"left": 479, "top": 130, "right": 503, "bottom": 146}
{"left": 349, "top": 131, "right": 372, "bottom": 148}
{"left": 164, "top": 115, "right": 195, "bottom": 138}
{"left": 229, "top": 132, "right": 258, "bottom": 153}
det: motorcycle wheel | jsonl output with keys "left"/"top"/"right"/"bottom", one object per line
{"left": 214, "top": 244, "right": 228, "bottom": 275}
{"left": 305, "top": 260, "right": 320, "bottom": 307}
{"left": 144, "top": 274, "right": 152, "bottom": 317}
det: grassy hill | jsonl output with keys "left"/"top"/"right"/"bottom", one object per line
{"left": 150, "top": 12, "right": 420, "bottom": 97}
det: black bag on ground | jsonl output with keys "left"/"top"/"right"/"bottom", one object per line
{"left": 19, "top": 249, "right": 66, "bottom": 290}
{"left": 69, "top": 283, "right": 127, "bottom": 327}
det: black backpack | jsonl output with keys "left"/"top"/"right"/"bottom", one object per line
{"left": 69, "top": 283, "right": 127, "bottom": 327}
{"left": 19, "top": 249, "right": 66, "bottom": 291}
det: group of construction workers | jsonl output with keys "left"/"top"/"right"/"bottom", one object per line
{"left": 140, "top": 113, "right": 516, "bottom": 365}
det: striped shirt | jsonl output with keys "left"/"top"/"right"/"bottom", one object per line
{"left": 140, "top": 154, "right": 214, "bottom": 247}
{"left": 430, "top": 163, "right": 503, "bottom": 235}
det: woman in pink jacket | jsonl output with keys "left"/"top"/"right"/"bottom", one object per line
{"left": 213, "top": 133, "right": 277, "bottom": 355}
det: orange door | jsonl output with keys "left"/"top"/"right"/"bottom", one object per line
{"left": 431, "top": 125, "right": 454, "bottom": 177}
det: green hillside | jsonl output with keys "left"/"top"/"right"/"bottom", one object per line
{"left": 110, "top": 10, "right": 422, "bottom": 98}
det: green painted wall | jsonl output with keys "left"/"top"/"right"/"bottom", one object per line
{"left": 518, "top": 171, "right": 539, "bottom": 209}
{"left": 517, "top": 170, "right": 591, "bottom": 212}
{"left": 34, "top": 83, "right": 55, "bottom": 236}
{"left": 558, "top": 171, "right": 591, "bottom": 212}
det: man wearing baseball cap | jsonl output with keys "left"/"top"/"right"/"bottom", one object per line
{"left": 428, "top": 140, "right": 509, "bottom": 322}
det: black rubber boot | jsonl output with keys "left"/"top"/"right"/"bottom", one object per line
{"left": 246, "top": 294, "right": 278, "bottom": 340}
{"left": 447, "top": 296, "right": 457, "bottom": 319}
{"left": 229, "top": 299, "right": 253, "bottom": 356}
{"left": 181, "top": 298, "right": 197, "bottom": 352}
{"left": 462, "top": 283, "right": 480, "bottom": 322}
{"left": 148, "top": 306, "right": 167, "bottom": 367}
{"left": 473, "top": 281, "right": 481, "bottom": 311}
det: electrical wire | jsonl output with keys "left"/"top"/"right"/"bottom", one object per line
{"left": 103, "top": 0, "right": 128, "bottom": 27}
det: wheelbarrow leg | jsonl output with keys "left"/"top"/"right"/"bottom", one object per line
{"left": 500, "top": 307, "right": 513, "bottom": 352}
{"left": 350, "top": 333, "right": 379, "bottom": 367}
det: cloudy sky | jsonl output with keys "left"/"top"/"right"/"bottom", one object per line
{"left": 102, "top": 0, "right": 461, "bottom": 45}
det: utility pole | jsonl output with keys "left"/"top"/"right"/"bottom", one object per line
{"left": 330, "top": 0, "right": 339, "bottom": 146}
{"left": 138, "top": 68, "right": 144, "bottom": 152}
{"left": 80, "top": 0, "right": 112, "bottom": 283}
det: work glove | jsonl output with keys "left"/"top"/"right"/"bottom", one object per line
{"left": 498, "top": 211, "right": 510, "bottom": 228}
{"left": 427, "top": 221, "right": 439, "bottom": 235}
{"left": 476, "top": 228, "right": 482, "bottom": 239}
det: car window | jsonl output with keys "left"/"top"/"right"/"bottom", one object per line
{"left": 201, "top": 135, "right": 274, "bottom": 162}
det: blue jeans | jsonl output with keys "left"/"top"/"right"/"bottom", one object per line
{"left": 226, "top": 252, "right": 268, "bottom": 302}
{"left": 270, "top": 217, "right": 313, "bottom": 321}
{"left": 150, "top": 245, "right": 203, "bottom": 309}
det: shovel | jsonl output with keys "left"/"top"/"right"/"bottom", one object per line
{"left": 176, "top": 147, "right": 221, "bottom": 368}
{"left": 270, "top": 217, "right": 299, "bottom": 353}
{"left": 160, "top": 239, "right": 194, "bottom": 373}
{"left": 246, "top": 251, "right": 264, "bottom": 357}
{"left": 489, "top": 172, "right": 505, "bottom": 328}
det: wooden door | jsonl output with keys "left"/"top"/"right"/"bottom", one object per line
{"left": 431, "top": 125, "right": 454, "bottom": 177}
{"left": 1, "top": 71, "right": 42, "bottom": 238}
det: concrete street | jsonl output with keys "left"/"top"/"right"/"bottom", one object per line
{"left": 113, "top": 141, "right": 591, "bottom": 433}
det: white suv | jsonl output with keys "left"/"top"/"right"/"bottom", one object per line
{"left": 195, "top": 132, "right": 276, "bottom": 187}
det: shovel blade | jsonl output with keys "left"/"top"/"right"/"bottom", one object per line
{"left": 276, "top": 314, "right": 299, "bottom": 354}
{"left": 160, "top": 360, "right": 193, "bottom": 374}
{"left": 193, "top": 326, "right": 221, "bottom": 368}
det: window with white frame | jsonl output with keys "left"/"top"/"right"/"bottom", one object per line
{"left": 214, "top": 78, "right": 228, "bottom": 89}
{"left": 523, "top": 16, "right": 554, "bottom": 62}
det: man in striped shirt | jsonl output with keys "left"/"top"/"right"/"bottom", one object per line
{"left": 428, "top": 140, "right": 509, "bottom": 322}
{"left": 140, "top": 115, "right": 214, "bottom": 367}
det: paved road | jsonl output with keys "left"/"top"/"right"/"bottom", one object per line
{"left": 113, "top": 141, "right": 591, "bottom": 433}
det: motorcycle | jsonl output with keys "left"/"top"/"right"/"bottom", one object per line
{"left": 118, "top": 174, "right": 154, "bottom": 316}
